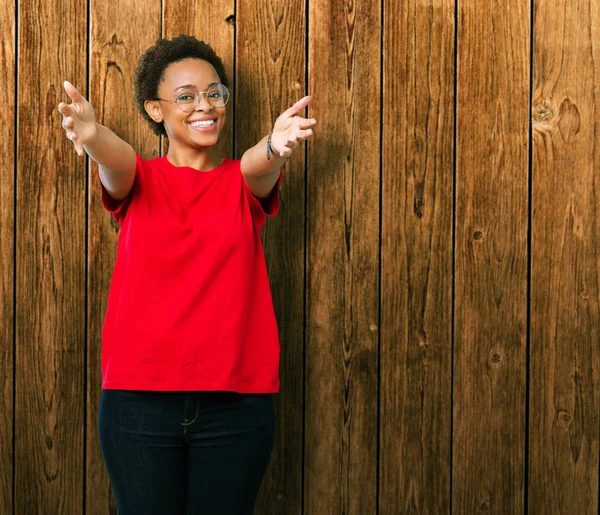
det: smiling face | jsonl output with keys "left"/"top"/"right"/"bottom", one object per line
{"left": 144, "top": 58, "right": 227, "bottom": 150}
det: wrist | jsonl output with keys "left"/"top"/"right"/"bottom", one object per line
{"left": 267, "top": 131, "right": 289, "bottom": 160}
{"left": 81, "top": 121, "right": 100, "bottom": 147}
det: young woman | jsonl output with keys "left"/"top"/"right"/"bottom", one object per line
{"left": 58, "top": 35, "right": 315, "bottom": 514}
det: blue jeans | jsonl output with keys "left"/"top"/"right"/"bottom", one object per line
{"left": 98, "top": 389, "right": 276, "bottom": 515}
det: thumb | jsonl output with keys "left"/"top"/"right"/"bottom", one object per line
{"left": 63, "top": 80, "right": 86, "bottom": 103}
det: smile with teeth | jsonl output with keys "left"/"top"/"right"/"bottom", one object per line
{"left": 189, "top": 119, "right": 216, "bottom": 127}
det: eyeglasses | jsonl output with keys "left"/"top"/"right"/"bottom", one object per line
{"left": 156, "top": 84, "right": 230, "bottom": 112}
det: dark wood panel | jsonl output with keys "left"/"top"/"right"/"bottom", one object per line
{"left": 163, "top": 0, "right": 234, "bottom": 160}
{"left": 16, "top": 0, "right": 87, "bottom": 512}
{"left": 0, "top": 0, "right": 15, "bottom": 512}
{"left": 379, "top": 0, "right": 455, "bottom": 512}
{"left": 529, "top": 0, "right": 600, "bottom": 512}
{"left": 305, "top": 0, "right": 380, "bottom": 512}
{"left": 235, "top": 0, "right": 306, "bottom": 512}
{"left": 86, "top": 1, "right": 161, "bottom": 513}
{"left": 453, "top": 0, "right": 530, "bottom": 513}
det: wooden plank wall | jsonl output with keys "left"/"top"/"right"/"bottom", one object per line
{"left": 0, "top": 0, "right": 15, "bottom": 513}
{"left": 1, "top": 0, "right": 598, "bottom": 513}
{"left": 15, "top": 1, "right": 87, "bottom": 514}
{"left": 529, "top": 0, "right": 600, "bottom": 513}
{"left": 380, "top": 0, "right": 454, "bottom": 512}
{"left": 454, "top": 0, "right": 529, "bottom": 511}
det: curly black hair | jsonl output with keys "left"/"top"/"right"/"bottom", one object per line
{"left": 134, "top": 35, "right": 229, "bottom": 137}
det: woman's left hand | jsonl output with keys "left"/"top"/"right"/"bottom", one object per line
{"left": 271, "top": 96, "right": 317, "bottom": 158}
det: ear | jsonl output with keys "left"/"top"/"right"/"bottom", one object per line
{"left": 144, "top": 99, "right": 163, "bottom": 123}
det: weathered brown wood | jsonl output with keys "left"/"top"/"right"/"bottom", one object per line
{"left": 6, "top": 0, "right": 600, "bottom": 512}
{"left": 86, "top": 2, "right": 161, "bottom": 513}
{"left": 16, "top": 0, "right": 87, "bottom": 512}
{"left": 453, "top": 0, "right": 530, "bottom": 513}
{"left": 163, "top": 0, "right": 234, "bottom": 160}
{"left": 235, "top": 0, "right": 306, "bottom": 512}
{"left": 0, "top": 0, "right": 15, "bottom": 512}
{"left": 529, "top": 0, "right": 600, "bottom": 513}
{"left": 305, "top": 0, "right": 380, "bottom": 512}
{"left": 379, "top": 0, "right": 455, "bottom": 512}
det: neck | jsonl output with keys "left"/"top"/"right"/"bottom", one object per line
{"left": 165, "top": 142, "right": 223, "bottom": 171}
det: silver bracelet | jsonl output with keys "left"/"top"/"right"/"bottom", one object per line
{"left": 267, "top": 131, "right": 284, "bottom": 160}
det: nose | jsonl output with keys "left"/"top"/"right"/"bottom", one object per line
{"left": 194, "top": 92, "right": 213, "bottom": 111}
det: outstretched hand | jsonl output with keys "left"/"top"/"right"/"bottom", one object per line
{"left": 58, "top": 81, "right": 98, "bottom": 156}
{"left": 270, "top": 96, "right": 316, "bottom": 158}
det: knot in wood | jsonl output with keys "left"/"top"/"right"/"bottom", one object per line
{"left": 488, "top": 350, "right": 502, "bottom": 367}
{"left": 556, "top": 409, "right": 571, "bottom": 427}
{"left": 532, "top": 98, "right": 554, "bottom": 124}
{"left": 557, "top": 98, "right": 581, "bottom": 143}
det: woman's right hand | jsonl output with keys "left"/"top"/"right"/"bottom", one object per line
{"left": 58, "top": 81, "right": 98, "bottom": 157}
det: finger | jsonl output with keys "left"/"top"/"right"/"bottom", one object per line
{"left": 283, "top": 96, "right": 311, "bottom": 119}
{"left": 63, "top": 80, "right": 85, "bottom": 103}
{"left": 297, "top": 129, "right": 313, "bottom": 139}
{"left": 67, "top": 133, "right": 84, "bottom": 156}
{"left": 62, "top": 117, "right": 73, "bottom": 130}
{"left": 299, "top": 118, "right": 317, "bottom": 129}
{"left": 67, "top": 132, "right": 77, "bottom": 144}
{"left": 58, "top": 102, "right": 76, "bottom": 117}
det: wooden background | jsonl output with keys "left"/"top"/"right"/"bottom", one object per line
{"left": 1, "top": 0, "right": 598, "bottom": 513}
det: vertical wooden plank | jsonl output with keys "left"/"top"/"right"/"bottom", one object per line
{"left": 529, "top": 0, "right": 600, "bottom": 512}
{"left": 453, "top": 0, "right": 529, "bottom": 513}
{"left": 305, "top": 0, "right": 380, "bottom": 512}
{"left": 236, "top": 0, "right": 305, "bottom": 512}
{"left": 163, "top": 0, "right": 235, "bottom": 159}
{"left": 380, "top": 0, "right": 455, "bottom": 512}
{"left": 86, "top": 1, "right": 161, "bottom": 512}
{"left": 0, "top": 0, "right": 15, "bottom": 512}
{"left": 16, "top": 0, "right": 86, "bottom": 512}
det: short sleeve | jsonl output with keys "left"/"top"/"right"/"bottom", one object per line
{"left": 242, "top": 170, "right": 283, "bottom": 219}
{"left": 100, "top": 153, "right": 144, "bottom": 225}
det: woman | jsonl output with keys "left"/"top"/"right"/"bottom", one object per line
{"left": 57, "top": 34, "right": 315, "bottom": 514}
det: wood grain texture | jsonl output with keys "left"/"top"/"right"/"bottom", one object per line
{"left": 16, "top": 0, "right": 87, "bottom": 512}
{"left": 86, "top": 1, "right": 161, "bottom": 513}
{"left": 380, "top": 0, "right": 455, "bottom": 513}
{"left": 529, "top": 0, "right": 600, "bottom": 513}
{"left": 0, "top": 0, "right": 15, "bottom": 512}
{"left": 163, "top": 0, "right": 235, "bottom": 160}
{"left": 236, "top": 0, "right": 306, "bottom": 512}
{"left": 5, "top": 0, "right": 600, "bottom": 512}
{"left": 306, "top": 0, "right": 380, "bottom": 512}
{"left": 453, "top": 0, "right": 530, "bottom": 513}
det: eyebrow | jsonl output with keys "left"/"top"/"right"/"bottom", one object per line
{"left": 174, "top": 82, "right": 219, "bottom": 92}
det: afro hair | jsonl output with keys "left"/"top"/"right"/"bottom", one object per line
{"left": 133, "top": 35, "right": 229, "bottom": 137}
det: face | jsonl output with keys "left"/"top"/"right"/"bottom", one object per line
{"left": 145, "top": 58, "right": 227, "bottom": 148}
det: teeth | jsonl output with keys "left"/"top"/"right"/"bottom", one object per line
{"left": 190, "top": 119, "right": 215, "bottom": 127}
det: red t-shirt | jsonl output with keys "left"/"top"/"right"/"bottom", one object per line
{"left": 100, "top": 153, "right": 282, "bottom": 392}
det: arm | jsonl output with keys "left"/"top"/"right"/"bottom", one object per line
{"left": 58, "top": 81, "right": 137, "bottom": 200}
{"left": 240, "top": 134, "right": 287, "bottom": 198}
{"left": 240, "top": 96, "right": 316, "bottom": 199}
